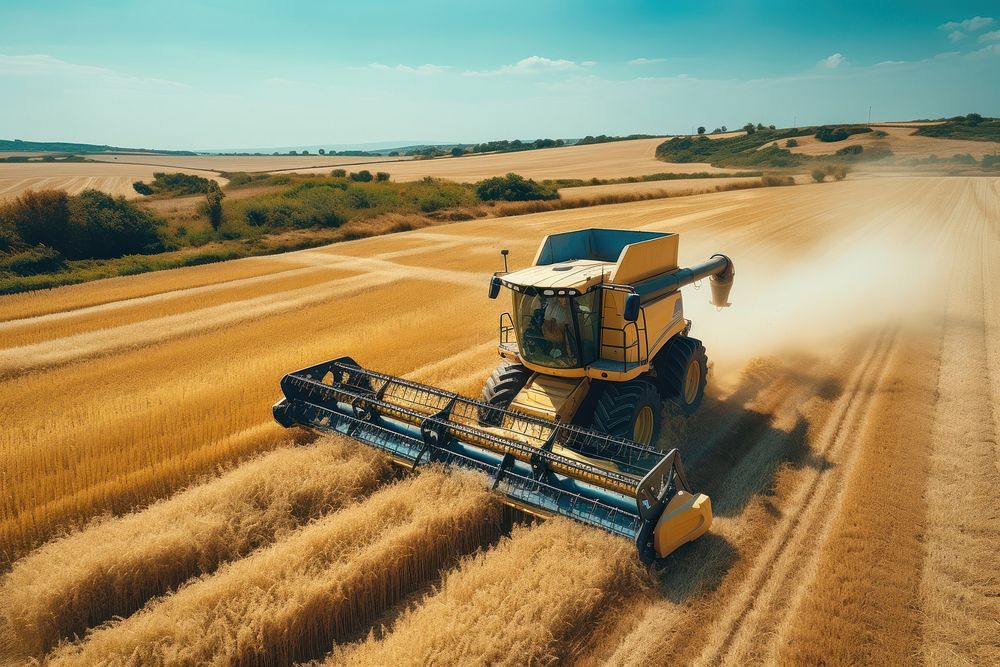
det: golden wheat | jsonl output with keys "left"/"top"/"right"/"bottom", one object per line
{"left": 0, "top": 437, "right": 391, "bottom": 659}
{"left": 0, "top": 266, "right": 351, "bottom": 349}
{"left": 0, "top": 276, "right": 495, "bottom": 559}
{"left": 331, "top": 519, "right": 641, "bottom": 667}
{"left": 44, "top": 469, "right": 502, "bottom": 666}
{"left": 0, "top": 256, "right": 297, "bottom": 322}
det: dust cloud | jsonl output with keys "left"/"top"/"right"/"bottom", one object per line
{"left": 684, "top": 211, "right": 952, "bottom": 387}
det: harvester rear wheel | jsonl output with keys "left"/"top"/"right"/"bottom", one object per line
{"left": 655, "top": 335, "right": 708, "bottom": 415}
{"left": 479, "top": 361, "right": 531, "bottom": 425}
{"left": 592, "top": 380, "right": 662, "bottom": 447}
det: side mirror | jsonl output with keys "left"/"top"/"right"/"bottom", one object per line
{"left": 623, "top": 293, "right": 641, "bottom": 322}
{"left": 488, "top": 276, "right": 502, "bottom": 299}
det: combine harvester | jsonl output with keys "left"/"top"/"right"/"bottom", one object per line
{"left": 274, "top": 229, "right": 734, "bottom": 562}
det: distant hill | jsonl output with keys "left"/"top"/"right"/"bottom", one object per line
{"left": 0, "top": 139, "right": 197, "bottom": 156}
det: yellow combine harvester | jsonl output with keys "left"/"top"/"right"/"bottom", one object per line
{"left": 274, "top": 229, "right": 734, "bottom": 562}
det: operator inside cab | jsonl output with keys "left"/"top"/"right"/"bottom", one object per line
{"left": 514, "top": 291, "right": 599, "bottom": 369}
{"left": 541, "top": 297, "right": 571, "bottom": 348}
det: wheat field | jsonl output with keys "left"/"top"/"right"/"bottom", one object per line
{"left": 1, "top": 174, "right": 998, "bottom": 665}
{"left": 0, "top": 162, "right": 226, "bottom": 201}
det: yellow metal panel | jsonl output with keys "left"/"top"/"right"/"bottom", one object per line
{"left": 641, "top": 292, "right": 685, "bottom": 358}
{"left": 653, "top": 491, "right": 712, "bottom": 557}
{"left": 510, "top": 374, "right": 590, "bottom": 422}
{"left": 502, "top": 259, "right": 614, "bottom": 291}
{"left": 610, "top": 234, "right": 679, "bottom": 284}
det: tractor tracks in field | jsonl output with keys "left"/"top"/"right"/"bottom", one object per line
{"left": 687, "top": 327, "right": 900, "bottom": 665}
{"left": 584, "top": 329, "right": 901, "bottom": 666}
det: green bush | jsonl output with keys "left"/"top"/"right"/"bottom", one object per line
{"left": 375, "top": 171, "right": 390, "bottom": 182}
{"left": 244, "top": 205, "right": 268, "bottom": 226}
{"left": 350, "top": 170, "right": 373, "bottom": 182}
{"left": 983, "top": 155, "right": 1000, "bottom": 169}
{"left": 67, "top": 190, "right": 165, "bottom": 258}
{"left": 811, "top": 169, "right": 827, "bottom": 182}
{"left": 815, "top": 126, "right": 872, "bottom": 143}
{"left": 0, "top": 188, "right": 164, "bottom": 260}
{"left": 330, "top": 168, "right": 347, "bottom": 177}
{"left": 224, "top": 172, "right": 273, "bottom": 187}
{"left": 835, "top": 145, "right": 863, "bottom": 156}
{"left": 202, "top": 184, "right": 225, "bottom": 230}
{"left": 826, "top": 165, "right": 849, "bottom": 181}
{"left": 133, "top": 172, "right": 217, "bottom": 196}
{"left": 224, "top": 176, "right": 476, "bottom": 232}
{"left": 3, "top": 190, "right": 71, "bottom": 250}
{"left": 655, "top": 128, "right": 809, "bottom": 168}
{"left": 0, "top": 246, "right": 66, "bottom": 276}
{"left": 915, "top": 115, "right": 1000, "bottom": 142}
{"left": 816, "top": 128, "right": 848, "bottom": 142}
{"left": 786, "top": 138, "right": 799, "bottom": 147}
{"left": 761, "top": 175, "right": 795, "bottom": 186}
{"left": 1, "top": 189, "right": 165, "bottom": 266}
{"left": 475, "top": 173, "right": 558, "bottom": 201}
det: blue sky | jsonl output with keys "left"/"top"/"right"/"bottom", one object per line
{"left": 1, "top": 1, "right": 998, "bottom": 150}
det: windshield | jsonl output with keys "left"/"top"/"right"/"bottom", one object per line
{"left": 512, "top": 290, "right": 600, "bottom": 368}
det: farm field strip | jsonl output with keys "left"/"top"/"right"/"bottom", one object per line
{"left": 0, "top": 280, "right": 494, "bottom": 558}
{"left": 85, "top": 153, "right": 412, "bottom": 172}
{"left": 297, "top": 138, "right": 730, "bottom": 182}
{"left": 331, "top": 519, "right": 642, "bottom": 666}
{"left": 919, "top": 211, "right": 1000, "bottom": 665}
{"left": 786, "top": 125, "right": 1000, "bottom": 158}
{"left": 0, "top": 256, "right": 302, "bottom": 322}
{"left": 0, "top": 270, "right": 402, "bottom": 376}
{"left": 695, "top": 330, "right": 899, "bottom": 665}
{"left": 587, "top": 331, "right": 891, "bottom": 666}
{"left": 0, "top": 266, "right": 358, "bottom": 349}
{"left": 557, "top": 175, "right": 768, "bottom": 201}
{"left": 0, "top": 438, "right": 392, "bottom": 660}
{"left": 0, "top": 162, "right": 225, "bottom": 201}
{"left": 43, "top": 470, "right": 503, "bottom": 666}
{"left": 0, "top": 263, "right": 335, "bottom": 330}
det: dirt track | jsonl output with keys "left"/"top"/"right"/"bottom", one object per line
{"left": 1, "top": 176, "right": 997, "bottom": 664}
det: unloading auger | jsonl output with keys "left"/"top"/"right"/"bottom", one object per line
{"left": 274, "top": 229, "right": 734, "bottom": 561}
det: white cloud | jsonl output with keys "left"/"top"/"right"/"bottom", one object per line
{"left": 939, "top": 16, "right": 993, "bottom": 32}
{"left": 970, "top": 43, "right": 1000, "bottom": 58}
{"left": 366, "top": 62, "right": 448, "bottom": 74}
{"left": 948, "top": 30, "right": 965, "bottom": 43}
{"left": 979, "top": 29, "right": 1000, "bottom": 42}
{"left": 0, "top": 53, "right": 184, "bottom": 88}
{"left": 628, "top": 57, "right": 666, "bottom": 65}
{"left": 464, "top": 56, "right": 584, "bottom": 76}
{"left": 818, "top": 53, "right": 847, "bottom": 69}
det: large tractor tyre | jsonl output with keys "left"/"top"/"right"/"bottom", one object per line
{"left": 479, "top": 361, "right": 532, "bottom": 425}
{"left": 592, "top": 379, "right": 663, "bottom": 447}
{"left": 655, "top": 335, "right": 708, "bottom": 416}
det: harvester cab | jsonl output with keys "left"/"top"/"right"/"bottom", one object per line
{"left": 486, "top": 229, "right": 734, "bottom": 441}
{"left": 273, "top": 228, "right": 734, "bottom": 562}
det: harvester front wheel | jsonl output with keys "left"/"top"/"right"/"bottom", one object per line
{"left": 656, "top": 335, "right": 708, "bottom": 415}
{"left": 592, "top": 380, "right": 662, "bottom": 447}
{"left": 479, "top": 361, "right": 531, "bottom": 425}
